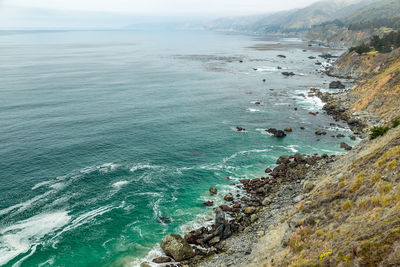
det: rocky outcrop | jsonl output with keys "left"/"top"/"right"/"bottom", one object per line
{"left": 329, "top": 80, "right": 345, "bottom": 89}
{"left": 160, "top": 234, "right": 195, "bottom": 261}
{"left": 281, "top": 72, "right": 295, "bottom": 76}
{"left": 265, "top": 128, "right": 286, "bottom": 137}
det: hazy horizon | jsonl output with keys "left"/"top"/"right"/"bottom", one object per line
{"left": 0, "top": 0, "right": 323, "bottom": 29}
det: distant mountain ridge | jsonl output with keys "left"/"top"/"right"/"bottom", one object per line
{"left": 206, "top": 0, "right": 378, "bottom": 35}
{"left": 305, "top": 0, "right": 400, "bottom": 46}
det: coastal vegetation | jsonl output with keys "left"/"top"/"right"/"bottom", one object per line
{"left": 349, "top": 30, "right": 400, "bottom": 55}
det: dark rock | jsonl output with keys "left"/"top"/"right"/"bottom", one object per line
{"left": 350, "top": 136, "right": 357, "bottom": 140}
{"left": 300, "top": 126, "right": 305, "bottom": 130}
{"left": 340, "top": 142, "right": 352, "bottom": 151}
{"left": 152, "top": 257, "right": 172, "bottom": 263}
{"left": 265, "top": 168, "right": 272, "bottom": 173}
{"left": 308, "top": 56, "right": 316, "bottom": 59}
{"left": 255, "top": 101, "right": 261, "bottom": 105}
{"left": 215, "top": 207, "right": 225, "bottom": 227}
{"left": 336, "top": 134, "right": 345, "bottom": 138}
{"left": 277, "top": 55, "right": 286, "bottom": 58}
{"left": 262, "top": 79, "right": 266, "bottom": 83}
{"left": 277, "top": 66, "right": 282, "bottom": 69}
{"left": 203, "top": 201, "right": 214, "bottom": 207}
{"left": 266, "top": 128, "right": 287, "bottom": 137}
{"left": 236, "top": 126, "right": 246, "bottom": 132}
{"left": 209, "top": 187, "right": 218, "bottom": 195}
{"left": 224, "top": 193, "right": 234, "bottom": 202}
{"left": 282, "top": 72, "right": 295, "bottom": 76}
{"left": 158, "top": 216, "right": 171, "bottom": 223}
{"left": 315, "top": 130, "right": 327, "bottom": 135}
{"left": 219, "top": 205, "right": 231, "bottom": 212}
{"left": 233, "top": 202, "right": 241, "bottom": 209}
{"left": 329, "top": 81, "right": 345, "bottom": 89}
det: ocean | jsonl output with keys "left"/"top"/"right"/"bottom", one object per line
{"left": 0, "top": 30, "right": 355, "bottom": 266}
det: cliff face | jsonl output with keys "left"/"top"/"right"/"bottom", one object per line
{"left": 328, "top": 48, "right": 400, "bottom": 123}
{"left": 244, "top": 48, "right": 400, "bottom": 267}
{"left": 250, "top": 125, "right": 400, "bottom": 267}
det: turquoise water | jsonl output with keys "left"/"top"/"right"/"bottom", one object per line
{"left": 0, "top": 30, "right": 354, "bottom": 266}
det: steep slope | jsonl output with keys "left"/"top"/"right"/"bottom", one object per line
{"left": 305, "top": 0, "right": 400, "bottom": 46}
{"left": 249, "top": 124, "right": 400, "bottom": 266}
{"left": 329, "top": 48, "right": 400, "bottom": 122}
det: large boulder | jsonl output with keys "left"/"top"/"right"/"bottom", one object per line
{"left": 209, "top": 187, "right": 218, "bottom": 195}
{"left": 329, "top": 81, "right": 345, "bottom": 89}
{"left": 160, "top": 234, "right": 195, "bottom": 261}
{"left": 224, "top": 193, "right": 234, "bottom": 202}
{"left": 340, "top": 142, "right": 352, "bottom": 151}
{"left": 266, "top": 128, "right": 287, "bottom": 137}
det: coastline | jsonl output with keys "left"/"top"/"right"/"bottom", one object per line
{"left": 140, "top": 48, "right": 371, "bottom": 267}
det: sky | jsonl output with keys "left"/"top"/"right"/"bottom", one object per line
{"left": 0, "top": 0, "right": 322, "bottom": 28}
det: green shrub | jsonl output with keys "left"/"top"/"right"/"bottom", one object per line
{"left": 349, "top": 43, "right": 372, "bottom": 55}
{"left": 392, "top": 119, "right": 400, "bottom": 128}
{"left": 370, "top": 126, "right": 390, "bottom": 139}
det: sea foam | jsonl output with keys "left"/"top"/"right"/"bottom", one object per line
{"left": 0, "top": 211, "right": 70, "bottom": 266}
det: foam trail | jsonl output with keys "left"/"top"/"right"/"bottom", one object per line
{"left": 112, "top": 180, "right": 129, "bottom": 189}
{"left": 0, "top": 211, "right": 70, "bottom": 266}
{"left": 51, "top": 205, "right": 114, "bottom": 242}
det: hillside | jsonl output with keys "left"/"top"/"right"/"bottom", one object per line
{"left": 206, "top": 0, "right": 376, "bottom": 35}
{"left": 196, "top": 45, "right": 400, "bottom": 267}
{"left": 327, "top": 48, "right": 400, "bottom": 122}
{"left": 304, "top": 0, "right": 400, "bottom": 46}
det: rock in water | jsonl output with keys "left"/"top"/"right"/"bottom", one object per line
{"left": 329, "top": 81, "right": 345, "bottom": 89}
{"left": 224, "top": 193, "right": 234, "bottom": 202}
{"left": 209, "top": 187, "right": 218, "bottom": 195}
{"left": 203, "top": 201, "right": 214, "bottom": 206}
{"left": 157, "top": 216, "right": 171, "bottom": 223}
{"left": 152, "top": 257, "right": 171, "bottom": 263}
{"left": 282, "top": 72, "right": 295, "bottom": 76}
{"left": 284, "top": 127, "right": 293, "bottom": 132}
{"left": 214, "top": 207, "right": 225, "bottom": 227}
{"left": 340, "top": 142, "right": 352, "bottom": 151}
{"left": 266, "top": 128, "right": 287, "bottom": 137}
{"left": 160, "top": 234, "right": 195, "bottom": 261}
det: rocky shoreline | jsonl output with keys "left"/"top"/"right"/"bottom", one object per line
{"left": 142, "top": 153, "right": 336, "bottom": 267}
{"left": 140, "top": 51, "right": 379, "bottom": 267}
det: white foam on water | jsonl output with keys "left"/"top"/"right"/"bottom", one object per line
{"left": 112, "top": 180, "right": 129, "bottom": 189}
{"left": 0, "top": 210, "right": 71, "bottom": 266}
{"left": 131, "top": 245, "right": 165, "bottom": 267}
{"left": 80, "top": 163, "right": 120, "bottom": 175}
{"left": 51, "top": 205, "right": 114, "bottom": 243}
{"left": 0, "top": 191, "right": 52, "bottom": 217}
{"left": 12, "top": 243, "right": 37, "bottom": 267}
{"left": 31, "top": 181, "right": 52, "bottom": 190}
{"left": 247, "top": 108, "right": 260, "bottom": 112}
{"left": 295, "top": 93, "right": 324, "bottom": 111}
{"left": 129, "top": 163, "right": 162, "bottom": 173}
{"left": 38, "top": 257, "right": 54, "bottom": 267}
{"left": 230, "top": 127, "right": 247, "bottom": 133}
{"left": 282, "top": 145, "right": 300, "bottom": 153}
{"left": 255, "top": 66, "right": 278, "bottom": 72}
{"left": 222, "top": 148, "right": 272, "bottom": 164}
